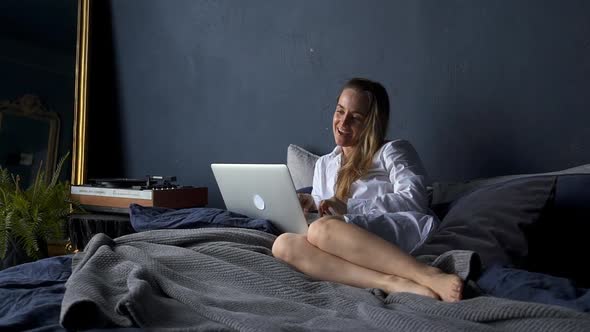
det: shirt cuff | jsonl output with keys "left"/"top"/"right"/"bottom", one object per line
{"left": 347, "top": 198, "right": 370, "bottom": 215}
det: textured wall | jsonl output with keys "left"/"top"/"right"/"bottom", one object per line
{"left": 86, "top": 0, "right": 590, "bottom": 208}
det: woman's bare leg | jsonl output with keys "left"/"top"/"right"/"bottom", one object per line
{"left": 272, "top": 233, "right": 438, "bottom": 299}
{"left": 307, "top": 217, "right": 463, "bottom": 302}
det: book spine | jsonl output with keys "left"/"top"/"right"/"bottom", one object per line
{"left": 71, "top": 186, "right": 152, "bottom": 200}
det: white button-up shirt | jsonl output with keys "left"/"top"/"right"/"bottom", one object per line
{"left": 311, "top": 139, "right": 436, "bottom": 252}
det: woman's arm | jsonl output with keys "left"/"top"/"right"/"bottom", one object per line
{"left": 298, "top": 193, "right": 317, "bottom": 212}
{"left": 347, "top": 140, "right": 430, "bottom": 214}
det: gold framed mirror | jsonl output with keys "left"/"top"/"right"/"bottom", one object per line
{"left": 72, "top": 0, "right": 89, "bottom": 185}
{"left": 73, "top": 0, "right": 123, "bottom": 184}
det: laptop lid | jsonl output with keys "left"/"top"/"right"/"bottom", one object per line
{"left": 211, "top": 163, "right": 308, "bottom": 234}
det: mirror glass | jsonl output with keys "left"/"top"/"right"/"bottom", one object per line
{"left": 0, "top": 96, "right": 60, "bottom": 187}
{"left": 0, "top": 0, "right": 79, "bottom": 188}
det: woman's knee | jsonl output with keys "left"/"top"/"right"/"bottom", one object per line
{"left": 307, "top": 216, "right": 344, "bottom": 246}
{"left": 272, "top": 233, "right": 304, "bottom": 263}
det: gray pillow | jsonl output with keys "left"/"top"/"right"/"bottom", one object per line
{"left": 286, "top": 144, "right": 320, "bottom": 190}
{"left": 413, "top": 176, "right": 556, "bottom": 269}
{"left": 431, "top": 163, "right": 590, "bottom": 206}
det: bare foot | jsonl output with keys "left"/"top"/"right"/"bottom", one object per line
{"left": 421, "top": 268, "right": 463, "bottom": 302}
{"left": 381, "top": 275, "right": 440, "bottom": 300}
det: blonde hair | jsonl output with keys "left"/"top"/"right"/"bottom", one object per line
{"left": 334, "top": 78, "right": 390, "bottom": 200}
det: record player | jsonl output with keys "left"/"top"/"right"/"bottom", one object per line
{"left": 71, "top": 176, "right": 208, "bottom": 213}
{"left": 89, "top": 176, "right": 179, "bottom": 190}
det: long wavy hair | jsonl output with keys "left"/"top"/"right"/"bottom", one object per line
{"left": 334, "top": 78, "right": 390, "bottom": 200}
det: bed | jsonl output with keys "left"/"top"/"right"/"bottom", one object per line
{"left": 1, "top": 146, "right": 590, "bottom": 331}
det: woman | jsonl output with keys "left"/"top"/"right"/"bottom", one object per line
{"left": 272, "top": 78, "right": 463, "bottom": 302}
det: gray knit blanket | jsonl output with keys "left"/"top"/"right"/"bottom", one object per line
{"left": 60, "top": 228, "right": 590, "bottom": 331}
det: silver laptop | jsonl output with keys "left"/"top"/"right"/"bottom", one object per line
{"left": 211, "top": 164, "right": 316, "bottom": 234}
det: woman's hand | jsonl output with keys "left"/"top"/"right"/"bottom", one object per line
{"left": 298, "top": 193, "right": 317, "bottom": 213}
{"left": 318, "top": 196, "right": 347, "bottom": 216}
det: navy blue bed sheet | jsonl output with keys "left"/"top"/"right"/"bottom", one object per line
{"left": 0, "top": 256, "right": 70, "bottom": 332}
{"left": 0, "top": 255, "right": 141, "bottom": 332}
{"left": 478, "top": 265, "right": 590, "bottom": 312}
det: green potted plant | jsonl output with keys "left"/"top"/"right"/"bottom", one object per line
{"left": 0, "top": 153, "right": 80, "bottom": 269}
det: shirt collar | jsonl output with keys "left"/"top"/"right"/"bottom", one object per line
{"left": 331, "top": 145, "right": 343, "bottom": 155}
{"left": 329, "top": 146, "right": 343, "bottom": 166}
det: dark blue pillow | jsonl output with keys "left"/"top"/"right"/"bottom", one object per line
{"left": 526, "top": 174, "right": 590, "bottom": 287}
{"left": 412, "top": 176, "right": 556, "bottom": 269}
{"left": 554, "top": 174, "right": 590, "bottom": 210}
{"left": 296, "top": 186, "right": 313, "bottom": 194}
{"left": 128, "top": 204, "right": 281, "bottom": 235}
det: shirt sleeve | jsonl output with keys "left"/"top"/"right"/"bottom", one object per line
{"left": 310, "top": 157, "right": 325, "bottom": 211}
{"left": 347, "top": 140, "right": 430, "bottom": 214}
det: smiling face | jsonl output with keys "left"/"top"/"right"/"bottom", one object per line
{"left": 333, "top": 88, "right": 371, "bottom": 156}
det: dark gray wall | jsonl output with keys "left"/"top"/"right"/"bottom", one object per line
{"left": 87, "top": 0, "right": 590, "bottom": 208}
